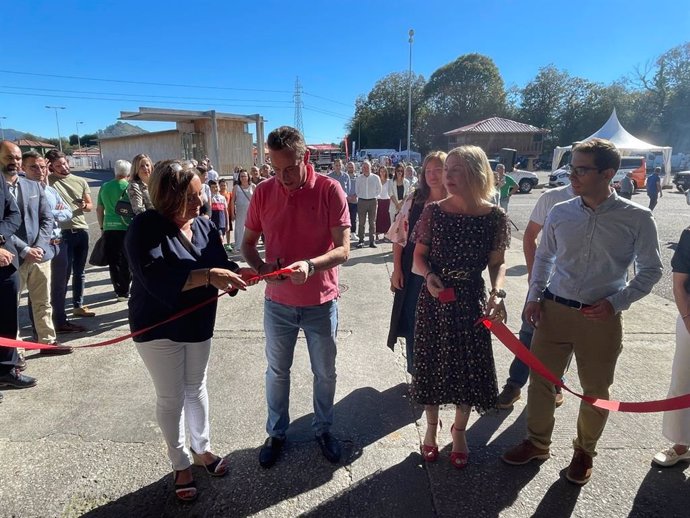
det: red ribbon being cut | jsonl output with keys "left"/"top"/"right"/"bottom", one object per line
{"left": 481, "top": 318, "right": 690, "bottom": 413}
{"left": 0, "top": 268, "right": 293, "bottom": 352}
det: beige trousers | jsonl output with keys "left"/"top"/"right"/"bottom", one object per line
{"left": 527, "top": 298, "right": 622, "bottom": 456}
{"left": 19, "top": 260, "right": 57, "bottom": 344}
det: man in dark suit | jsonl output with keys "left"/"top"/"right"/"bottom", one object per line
{"left": 0, "top": 141, "right": 38, "bottom": 399}
{"left": 11, "top": 150, "right": 72, "bottom": 354}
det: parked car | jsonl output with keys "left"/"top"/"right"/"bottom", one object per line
{"left": 549, "top": 165, "right": 571, "bottom": 187}
{"left": 611, "top": 156, "right": 647, "bottom": 190}
{"left": 673, "top": 170, "right": 690, "bottom": 192}
{"left": 488, "top": 160, "right": 539, "bottom": 193}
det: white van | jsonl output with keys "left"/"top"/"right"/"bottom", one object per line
{"left": 356, "top": 149, "right": 397, "bottom": 162}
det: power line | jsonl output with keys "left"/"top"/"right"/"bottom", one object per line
{"left": 0, "top": 90, "right": 293, "bottom": 110}
{"left": 0, "top": 69, "right": 292, "bottom": 94}
{"left": 303, "top": 105, "right": 351, "bottom": 120}
{"left": 303, "top": 91, "right": 354, "bottom": 108}
{"left": 0, "top": 85, "right": 293, "bottom": 104}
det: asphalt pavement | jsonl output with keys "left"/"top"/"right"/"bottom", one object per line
{"left": 0, "top": 170, "right": 689, "bottom": 517}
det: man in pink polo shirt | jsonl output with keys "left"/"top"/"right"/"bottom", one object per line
{"left": 241, "top": 126, "right": 350, "bottom": 469}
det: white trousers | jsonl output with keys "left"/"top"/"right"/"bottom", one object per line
{"left": 136, "top": 338, "right": 212, "bottom": 470}
{"left": 662, "top": 316, "right": 690, "bottom": 445}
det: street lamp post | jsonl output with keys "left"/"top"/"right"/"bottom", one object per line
{"left": 45, "top": 106, "right": 66, "bottom": 152}
{"left": 0, "top": 116, "right": 6, "bottom": 140}
{"left": 407, "top": 29, "right": 414, "bottom": 163}
{"left": 76, "top": 121, "right": 85, "bottom": 168}
{"left": 76, "top": 121, "right": 84, "bottom": 151}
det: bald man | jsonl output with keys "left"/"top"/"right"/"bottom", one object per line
{"left": 0, "top": 141, "right": 38, "bottom": 394}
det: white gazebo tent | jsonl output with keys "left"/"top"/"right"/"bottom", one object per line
{"left": 552, "top": 109, "right": 672, "bottom": 183}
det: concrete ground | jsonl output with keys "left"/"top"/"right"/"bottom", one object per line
{"left": 0, "top": 170, "right": 689, "bottom": 517}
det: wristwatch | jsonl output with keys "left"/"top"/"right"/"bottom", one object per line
{"left": 305, "top": 259, "right": 316, "bottom": 277}
{"left": 489, "top": 288, "right": 506, "bottom": 299}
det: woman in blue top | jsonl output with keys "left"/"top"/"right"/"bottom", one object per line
{"left": 125, "top": 160, "right": 256, "bottom": 502}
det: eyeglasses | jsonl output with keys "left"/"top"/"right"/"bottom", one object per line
{"left": 569, "top": 166, "right": 601, "bottom": 177}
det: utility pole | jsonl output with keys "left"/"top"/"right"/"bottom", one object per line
{"left": 407, "top": 29, "right": 414, "bottom": 163}
{"left": 293, "top": 77, "right": 304, "bottom": 136}
{"left": 45, "top": 106, "right": 66, "bottom": 152}
{"left": 0, "top": 116, "right": 6, "bottom": 141}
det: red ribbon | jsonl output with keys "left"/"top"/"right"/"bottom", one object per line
{"left": 0, "top": 268, "right": 294, "bottom": 351}
{"left": 481, "top": 318, "right": 690, "bottom": 413}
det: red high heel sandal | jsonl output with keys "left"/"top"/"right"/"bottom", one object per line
{"left": 450, "top": 424, "right": 469, "bottom": 469}
{"left": 421, "top": 420, "right": 442, "bottom": 462}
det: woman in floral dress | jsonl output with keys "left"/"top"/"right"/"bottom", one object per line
{"left": 411, "top": 145, "right": 510, "bottom": 469}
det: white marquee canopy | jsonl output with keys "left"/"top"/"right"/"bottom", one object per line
{"left": 552, "top": 109, "right": 672, "bottom": 180}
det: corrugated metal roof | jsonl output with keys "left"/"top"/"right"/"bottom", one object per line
{"left": 443, "top": 117, "right": 548, "bottom": 136}
{"left": 15, "top": 139, "right": 57, "bottom": 148}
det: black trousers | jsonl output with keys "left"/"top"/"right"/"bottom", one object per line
{"left": 103, "top": 230, "right": 132, "bottom": 297}
{"left": 348, "top": 202, "right": 357, "bottom": 233}
{"left": 0, "top": 270, "right": 19, "bottom": 375}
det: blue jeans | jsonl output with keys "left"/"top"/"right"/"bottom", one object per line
{"left": 506, "top": 315, "right": 534, "bottom": 388}
{"left": 61, "top": 229, "right": 89, "bottom": 309}
{"left": 264, "top": 298, "right": 338, "bottom": 438}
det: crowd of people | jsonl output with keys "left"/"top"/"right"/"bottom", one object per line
{"left": 1, "top": 131, "right": 689, "bottom": 503}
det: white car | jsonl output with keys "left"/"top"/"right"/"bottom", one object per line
{"left": 549, "top": 166, "right": 571, "bottom": 187}
{"left": 489, "top": 160, "right": 540, "bottom": 193}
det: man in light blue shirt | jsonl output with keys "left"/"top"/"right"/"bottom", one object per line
{"left": 502, "top": 138, "right": 662, "bottom": 485}
{"left": 327, "top": 159, "right": 350, "bottom": 195}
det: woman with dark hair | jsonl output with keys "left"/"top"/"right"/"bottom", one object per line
{"left": 388, "top": 164, "right": 411, "bottom": 223}
{"left": 386, "top": 152, "right": 447, "bottom": 375}
{"left": 376, "top": 165, "right": 392, "bottom": 240}
{"left": 411, "top": 145, "right": 509, "bottom": 469}
{"left": 127, "top": 154, "right": 154, "bottom": 215}
{"left": 125, "top": 160, "right": 256, "bottom": 502}
{"left": 233, "top": 169, "right": 254, "bottom": 250}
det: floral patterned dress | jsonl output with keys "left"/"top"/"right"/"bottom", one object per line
{"left": 410, "top": 203, "right": 510, "bottom": 412}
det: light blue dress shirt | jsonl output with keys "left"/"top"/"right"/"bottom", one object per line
{"left": 528, "top": 190, "right": 663, "bottom": 314}
{"left": 43, "top": 184, "right": 73, "bottom": 239}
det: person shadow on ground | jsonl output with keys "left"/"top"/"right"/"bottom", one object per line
{"left": 81, "top": 383, "right": 423, "bottom": 517}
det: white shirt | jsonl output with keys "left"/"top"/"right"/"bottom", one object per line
{"left": 355, "top": 173, "right": 382, "bottom": 200}
{"left": 529, "top": 185, "right": 575, "bottom": 226}
{"left": 378, "top": 179, "right": 392, "bottom": 200}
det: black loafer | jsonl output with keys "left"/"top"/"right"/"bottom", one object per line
{"left": 316, "top": 432, "right": 341, "bottom": 464}
{"left": 0, "top": 368, "right": 37, "bottom": 389}
{"left": 259, "top": 436, "right": 285, "bottom": 469}
{"left": 40, "top": 342, "right": 74, "bottom": 355}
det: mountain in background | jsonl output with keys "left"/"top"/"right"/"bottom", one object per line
{"left": 1, "top": 128, "right": 26, "bottom": 141}
{"left": 98, "top": 121, "right": 148, "bottom": 138}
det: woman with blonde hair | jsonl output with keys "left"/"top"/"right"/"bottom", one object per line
{"left": 127, "top": 153, "right": 154, "bottom": 215}
{"left": 386, "top": 152, "right": 446, "bottom": 375}
{"left": 410, "top": 145, "right": 509, "bottom": 469}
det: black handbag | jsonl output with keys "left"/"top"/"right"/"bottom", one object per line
{"left": 115, "top": 189, "right": 134, "bottom": 219}
{"left": 89, "top": 235, "right": 108, "bottom": 266}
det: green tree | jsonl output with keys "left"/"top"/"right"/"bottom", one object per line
{"left": 347, "top": 71, "right": 426, "bottom": 152}
{"left": 421, "top": 53, "right": 507, "bottom": 149}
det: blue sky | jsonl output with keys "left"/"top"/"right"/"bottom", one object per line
{"left": 1, "top": 0, "right": 688, "bottom": 146}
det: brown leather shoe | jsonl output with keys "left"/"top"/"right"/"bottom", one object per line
{"left": 40, "top": 342, "right": 74, "bottom": 355}
{"left": 566, "top": 448, "right": 593, "bottom": 485}
{"left": 502, "top": 439, "right": 550, "bottom": 465}
{"left": 55, "top": 321, "right": 86, "bottom": 334}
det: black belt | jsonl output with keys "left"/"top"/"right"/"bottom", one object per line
{"left": 543, "top": 288, "right": 591, "bottom": 310}
{"left": 359, "top": 198, "right": 376, "bottom": 201}
{"left": 63, "top": 228, "right": 87, "bottom": 233}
